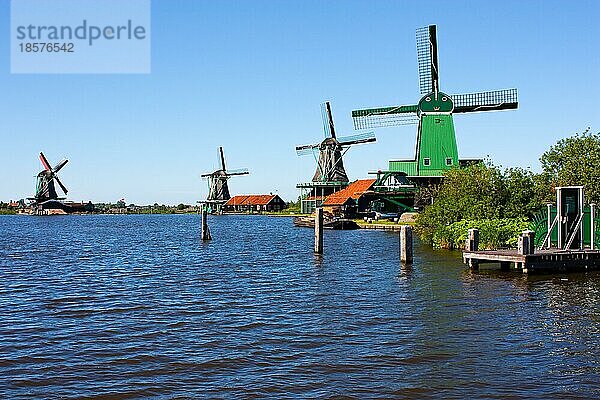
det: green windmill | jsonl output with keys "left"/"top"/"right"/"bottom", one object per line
{"left": 352, "top": 25, "right": 518, "bottom": 185}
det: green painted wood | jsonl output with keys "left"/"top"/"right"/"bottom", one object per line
{"left": 417, "top": 114, "right": 458, "bottom": 175}
{"left": 388, "top": 160, "right": 418, "bottom": 175}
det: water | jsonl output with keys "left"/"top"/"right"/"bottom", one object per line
{"left": 0, "top": 214, "right": 599, "bottom": 399}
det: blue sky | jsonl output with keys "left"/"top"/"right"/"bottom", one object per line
{"left": 1, "top": 0, "right": 599, "bottom": 204}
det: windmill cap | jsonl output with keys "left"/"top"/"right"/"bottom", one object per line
{"left": 418, "top": 91, "right": 454, "bottom": 114}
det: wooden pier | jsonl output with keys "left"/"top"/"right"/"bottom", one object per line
{"left": 463, "top": 249, "right": 600, "bottom": 274}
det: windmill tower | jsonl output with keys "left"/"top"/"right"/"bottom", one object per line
{"left": 296, "top": 101, "right": 376, "bottom": 213}
{"left": 352, "top": 25, "right": 518, "bottom": 186}
{"left": 200, "top": 147, "right": 249, "bottom": 213}
{"left": 28, "top": 152, "right": 69, "bottom": 214}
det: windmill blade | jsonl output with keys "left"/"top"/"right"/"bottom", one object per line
{"left": 321, "top": 101, "right": 336, "bottom": 139}
{"left": 452, "top": 89, "right": 518, "bottom": 113}
{"left": 416, "top": 25, "right": 439, "bottom": 95}
{"left": 338, "top": 131, "right": 377, "bottom": 146}
{"left": 295, "top": 142, "right": 320, "bottom": 156}
{"left": 53, "top": 159, "right": 68, "bottom": 173}
{"left": 39, "top": 152, "right": 52, "bottom": 171}
{"left": 219, "top": 147, "right": 226, "bottom": 172}
{"left": 225, "top": 168, "right": 249, "bottom": 176}
{"left": 54, "top": 175, "right": 68, "bottom": 195}
{"left": 352, "top": 105, "right": 419, "bottom": 130}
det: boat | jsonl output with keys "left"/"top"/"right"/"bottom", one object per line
{"left": 293, "top": 215, "right": 359, "bottom": 230}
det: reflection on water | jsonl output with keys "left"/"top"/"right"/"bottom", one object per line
{"left": 0, "top": 214, "right": 598, "bottom": 398}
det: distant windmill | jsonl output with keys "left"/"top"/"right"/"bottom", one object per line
{"left": 201, "top": 147, "right": 248, "bottom": 212}
{"left": 30, "top": 151, "right": 69, "bottom": 203}
{"left": 295, "top": 101, "right": 376, "bottom": 213}
{"left": 352, "top": 25, "right": 518, "bottom": 182}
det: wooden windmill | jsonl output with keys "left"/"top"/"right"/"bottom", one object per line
{"left": 296, "top": 101, "right": 376, "bottom": 213}
{"left": 27, "top": 152, "right": 69, "bottom": 213}
{"left": 352, "top": 25, "right": 518, "bottom": 184}
{"left": 201, "top": 147, "right": 248, "bottom": 213}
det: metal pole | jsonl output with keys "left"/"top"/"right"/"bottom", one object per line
{"left": 547, "top": 203, "right": 553, "bottom": 248}
{"left": 591, "top": 203, "right": 596, "bottom": 250}
{"left": 557, "top": 189, "right": 563, "bottom": 249}
{"left": 579, "top": 188, "right": 585, "bottom": 250}
{"left": 314, "top": 207, "right": 323, "bottom": 254}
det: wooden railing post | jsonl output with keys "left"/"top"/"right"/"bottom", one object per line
{"left": 523, "top": 230, "right": 535, "bottom": 254}
{"left": 465, "top": 228, "right": 479, "bottom": 252}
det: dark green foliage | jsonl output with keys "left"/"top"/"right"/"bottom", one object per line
{"left": 415, "top": 163, "right": 545, "bottom": 248}
{"left": 432, "top": 218, "right": 531, "bottom": 250}
{"left": 540, "top": 128, "right": 600, "bottom": 204}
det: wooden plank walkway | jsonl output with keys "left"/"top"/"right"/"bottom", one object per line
{"left": 463, "top": 249, "right": 600, "bottom": 273}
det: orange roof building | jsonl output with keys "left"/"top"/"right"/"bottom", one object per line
{"left": 322, "top": 179, "right": 376, "bottom": 206}
{"left": 224, "top": 194, "right": 286, "bottom": 212}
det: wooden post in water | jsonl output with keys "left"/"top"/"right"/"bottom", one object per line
{"left": 591, "top": 203, "right": 596, "bottom": 250}
{"left": 399, "top": 225, "right": 413, "bottom": 264}
{"left": 201, "top": 208, "right": 212, "bottom": 241}
{"left": 465, "top": 228, "right": 479, "bottom": 270}
{"left": 314, "top": 208, "right": 323, "bottom": 254}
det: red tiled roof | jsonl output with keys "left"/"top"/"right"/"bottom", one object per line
{"left": 322, "top": 179, "right": 376, "bottom": 206}
{"left": 225, "top": 194, "right": 278, "bottom": 206}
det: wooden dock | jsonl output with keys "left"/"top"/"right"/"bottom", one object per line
{"left": 356, "top": 222, "right": 402, "bottom": 231}
{"left": 463, "top": 249, "right": 600, "bottom": 273}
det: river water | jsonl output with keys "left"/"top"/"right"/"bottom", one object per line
{"left": 0, "top": 214, "right": 599, "bottom": 398}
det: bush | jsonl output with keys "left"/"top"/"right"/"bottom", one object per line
{"left": 431, "top": 218, "right": 531, "bottom": 250}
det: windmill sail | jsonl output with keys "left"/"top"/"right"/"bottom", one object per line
{"left": 352, "top": 105, "right": 419, "bottom": 130}
{"left": 321, "top": 101, "right": 336, "bottom": 139}
{"left": 416, "top": 25, "right": 439, "bottom": 95}
{"left": 452, "top": 89, "right": 518, "bottom": 113}
{"left": 337, "top": 131, "right": 377, "bottom": 146}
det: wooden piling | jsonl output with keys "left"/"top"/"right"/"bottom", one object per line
{"left": 465, "top": 228, "right": 480, "bottom": 252}
{"left": 399, "top": 225, "right": 413, "bottom": 264}
{"left": 523, "top": 230, "right": 535, "bottom": 254}
{"left": 518, "top": 232, "right": 532, "bottom": 255}
{"left": 201, "top": 209, "right": 212, "bottom": 241}
{"left": 314, "top": 208, "right": 323, "bottom": 254}
{"left": 465, "top": 228, "right": 479, "bottom": 269}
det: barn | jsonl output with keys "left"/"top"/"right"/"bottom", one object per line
{"left": 223, "top": 194, "right": 286, "bottom": 213}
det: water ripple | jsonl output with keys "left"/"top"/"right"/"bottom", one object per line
{"left": 0, "top": 214, "right": 599, "bottom": 398}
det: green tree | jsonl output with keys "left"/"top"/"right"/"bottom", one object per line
{"left": 540, "top": 128, "right": 600, "bottom": 204}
